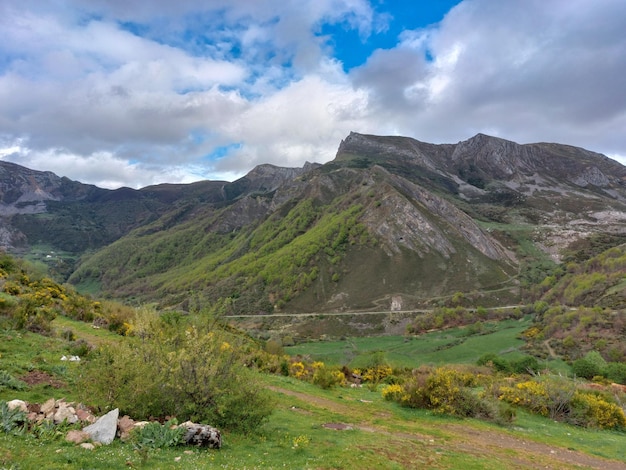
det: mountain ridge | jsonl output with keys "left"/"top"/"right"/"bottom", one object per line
{"left": 1, "top": 132, "right": 625, "bottom": 313}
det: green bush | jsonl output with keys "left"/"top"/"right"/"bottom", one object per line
{"left": 390, "top": 367, "right": 505, "bottom": 422}
{"left": 510, "top": 356, "right": 540, "bottom": 375}
{"left": 604, "top": 362, "right": 626, "bottom": 384}
{"left": 312, "top": 364, "right": 345, "bottom": 390}
{"left": 573, "top": 358, "right": 600, "bottom": 380}
{"left": 131, "top": 420, "right": 185, "bottom": 449}
{"left": 573, "top": 351, "right": 607, "bottom": 380}
{"left": 79, "top": 309, "right": 274, "bottom": 433}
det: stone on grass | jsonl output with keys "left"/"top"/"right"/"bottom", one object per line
{"left": 83, "top": 408, "right": 119, "bottom": 445}
{"left": 6, "top": 400, "right": 28, "bottom": 412}
{"left": 66, "top": 430, "right": 90, "bottom": 444}
{"left": 180, "top": 421, "right": 222, "bottom": 449}
{"left": 76, "top": 408, "right": 96, "bottom": 423}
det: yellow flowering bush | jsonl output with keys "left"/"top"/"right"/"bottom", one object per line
{"left": 498, "top": 380, "right": 550, "bottom": 416}
{"left": 570, "top": 392, "right": 626, "bottom": 429}
{"left": 362, "top": 364, "right": 393, "bottom": 383}
{"left": 290, "top": 361, "right": 308, "bottom": 379}
{"left": 312, "top": 364, "right": 345, "bottom": 389}
{"left": 381, "top": 384, "right": 404, "bottom": 402}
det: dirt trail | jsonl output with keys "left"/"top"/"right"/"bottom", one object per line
{"left": 269, "top": 386, "right": 626, "bottom": 470}
{"left": 543, "top": 339, "right": 558, "bottom": 358}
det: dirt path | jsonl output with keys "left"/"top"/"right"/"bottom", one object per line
{"left": 269, "top": 386, "right": 626, "bottom": 470}
{"left": 543, "top": 339, "right": 558, "bottom": 358}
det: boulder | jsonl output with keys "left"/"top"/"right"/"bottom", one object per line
{"left": 83, "top": 408, "right": 119, "bottom": 445}
{"left": 180, "top": 421, "right": 222, "bottom": 449}
{"left": 6, "top": 400, "right": 28, "bottom": 412}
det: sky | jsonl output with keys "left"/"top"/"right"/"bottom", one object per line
{"left": 1, "top": 0, "right": 625, "bottom": 189}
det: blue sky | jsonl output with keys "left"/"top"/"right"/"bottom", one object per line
{"left": 0, "top": 0, "right": 625, "bottom": 188}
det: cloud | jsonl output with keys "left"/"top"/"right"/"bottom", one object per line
{"left": 1, "top": 0, "right": 626, "bottom": 189}
{"left": 351, "top": 0, "right": 626, "bottom": 155}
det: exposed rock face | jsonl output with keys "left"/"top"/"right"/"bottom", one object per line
{"left": 4, "top": 132, "right": 626, "bottom": 312}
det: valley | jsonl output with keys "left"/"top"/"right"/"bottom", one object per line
{"left": 0, "top": 132, "right": 625, "bottom": 468}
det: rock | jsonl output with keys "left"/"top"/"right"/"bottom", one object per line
{"left": 117, "top": 415, "right": 135, "bottom": 440}
{"left": 76, "top": 408, "right": 96, "bottom": 423}
{"left": 6, "top": 400, "right": 28, "bottom": 412}
{"left": 54, "top": 403, "right": 78, "bottom": 424}
{"left": 80, "top": 443, "right": 95, "bottom": 451}
{"left": 40, "top": 398, "right": 56, "bottom": 415}
{"left": 83, "top": 408, "right": 119, "bottom": 445}
{"left": 66, "top": 430, "right": 90, "bottom": 444}
{"left": 180, "top": 422, "right": 222, "bottom": 449}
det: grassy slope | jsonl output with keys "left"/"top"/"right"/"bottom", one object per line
{"left": 1, "top": 370, "right": 625, "bottom": 469}
{"left": 2, "top": 316, "right": 625, "bottom": 469}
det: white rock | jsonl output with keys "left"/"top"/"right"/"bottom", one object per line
{"left": 6, "top": 399, "right": 28, "bottom": 412}
{"left": 83, "top": 408, "right": 119, "bottom": 445}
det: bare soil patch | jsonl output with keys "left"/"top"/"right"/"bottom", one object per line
{"left": 19, "top": 370, "right": 65, "bottom": 388}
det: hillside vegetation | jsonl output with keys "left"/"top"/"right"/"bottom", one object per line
{"left": 0, "top": 251, "right": 625, "bottom": 468}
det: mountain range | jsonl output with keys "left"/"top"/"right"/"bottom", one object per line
{"left": 1, "top": 132, "right": 625, "bottom": 313}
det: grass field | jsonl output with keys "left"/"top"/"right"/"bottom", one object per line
{"left": 286, "top": 317, "right": 538, "bottom": 369}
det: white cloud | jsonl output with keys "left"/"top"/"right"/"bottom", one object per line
{"left": 1, "top": 0, "right": 626, "bottom": 190}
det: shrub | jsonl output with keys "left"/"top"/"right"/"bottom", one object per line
{"left": 569, "top": 392, "right": 626, "bottom": 429}
{"left": 381, "top": 384, "right": 404, "bottom": 402}
{"left": 573, "top": 351, "right": 607, "bottom": 380}
{"left": 510, "top": 356, "right": 540, "bottom": 375}
{"left": 498, "top": 375, "right": 576, "bottom": 419}
{"left": 477, "top": 353, "right": 513, "bottom": 373}
{"left": 79, "top": 309, "right": 274, "bottom": 434}
{"left": 312, "top": 364, "right": 345, "bottom": 390}
{"left": 572, "top": 358, "right": 600, "bottom": 380}
{"left": 604, "top": 362, "right": 626, "bottom": 385}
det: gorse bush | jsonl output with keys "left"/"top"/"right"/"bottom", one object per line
{"left": 79, "top": 308, "right": 274, "bottom": 433}
{"left": 382, "top": 366, "right": 506, "bottom": 422}
{"left": 311, "top": 362, "right": 345, "bottom": 389}
{"left": 496, "top": 375, "right": 625, "bottom": 429}
{"left": 569, "top": 392, "right": 626, "bottom": 429}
